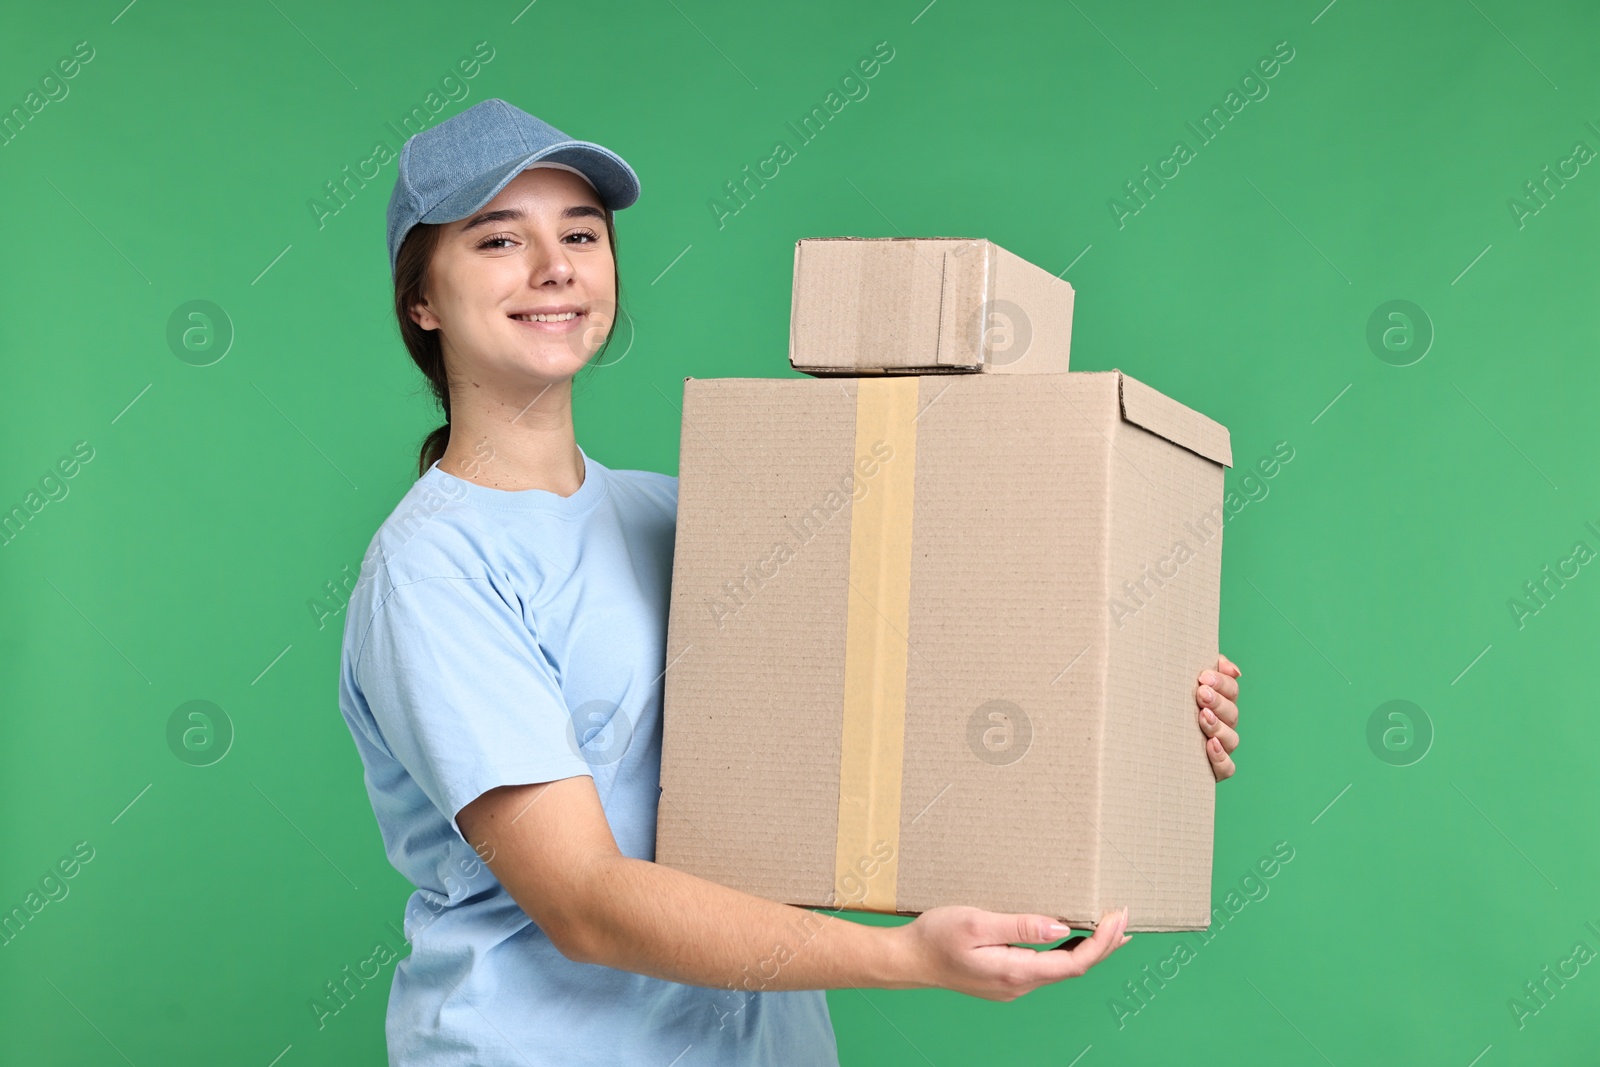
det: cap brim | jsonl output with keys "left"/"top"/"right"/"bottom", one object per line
{"left": 419, "top": 141, "right": 640, "bottom": 225}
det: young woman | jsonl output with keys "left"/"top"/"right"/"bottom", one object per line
{"left": 337, "top": 99, "right": 1244, "bottom": 1066}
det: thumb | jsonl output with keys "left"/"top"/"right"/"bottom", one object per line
{"left": 1000, "top": 912, "right": 1077, "bottom": 946}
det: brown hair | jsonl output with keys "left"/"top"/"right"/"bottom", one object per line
{"left": 392, "top": 207, "right": 624, "bottom": 478}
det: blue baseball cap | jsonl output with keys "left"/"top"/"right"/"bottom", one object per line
{"left": 385, "top": 98, "right": 641, "bottom": 278}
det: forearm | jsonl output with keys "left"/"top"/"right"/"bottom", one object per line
{"left": 563, "top": 853, "right": 921, "bottom": 994}
{"left": 463, "top": 777, "right": 1125, "bottom": 1004}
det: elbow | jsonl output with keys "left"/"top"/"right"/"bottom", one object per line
{"left": 532, "top": 886, "right": 611, "bottom": 966}
{"left": 505, "top": 849, "right": 626, "bottom": 966}
{"left": 546, "top": 915, "right": 606, "bottom": 966}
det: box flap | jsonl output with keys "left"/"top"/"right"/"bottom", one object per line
{"left": 934, "top": 239, "right": 993, "bottom": 368}
{"left": 1115, "top": 371, "right": 1233, "bottom": 468}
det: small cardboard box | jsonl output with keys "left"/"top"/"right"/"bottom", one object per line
{"left": 788, "top": 237, "right": 1075, "bottom": 376}
{"left": 656, "top": 370, "right": 1233, "bottom": 931}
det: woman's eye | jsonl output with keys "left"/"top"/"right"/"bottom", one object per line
{"left": 476, "top": 230, "right": 599, "bottom": 250}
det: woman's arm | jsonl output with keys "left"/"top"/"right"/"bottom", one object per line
{"left": 457, "top": 775, "right": 1129, "bottom": 1002}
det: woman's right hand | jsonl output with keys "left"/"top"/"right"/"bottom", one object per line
{"left": 897, "top": 904, "right": 1130, "bottom": 1001}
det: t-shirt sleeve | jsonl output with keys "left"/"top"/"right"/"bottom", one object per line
{"left": 352, "top": 572, "right": 593, "bottom": 838}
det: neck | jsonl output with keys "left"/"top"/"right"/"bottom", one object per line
{"left": 435, "top": 374, "right": 585, "bottom": 496}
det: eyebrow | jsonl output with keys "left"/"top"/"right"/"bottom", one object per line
{"left": 459, "top": 204, "right": 605, "bottom": 232}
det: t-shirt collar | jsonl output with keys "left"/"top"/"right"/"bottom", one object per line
{"left": 423, "top": 443, "right": 607, "bottom": 515}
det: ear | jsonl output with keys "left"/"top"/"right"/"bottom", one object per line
{"left": 409, "top": 298, "right": 440, "bottom": 332}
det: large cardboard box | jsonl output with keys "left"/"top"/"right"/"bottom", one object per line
{"left": 788, "top": 237, "right": 1075, "bottom": 376}
{"left": 656, "top": 370, "right": 1233, "bottom": 931}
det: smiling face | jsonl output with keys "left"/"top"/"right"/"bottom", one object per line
{"left": 408, "top": 166, "right": 617, "bottom": 391}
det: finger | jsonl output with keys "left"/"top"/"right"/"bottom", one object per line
{"left": 1197, "top": 685, "right": 1239, "bottom": 729}
{"left": 1008, "top": 913, "right": 1085, "bottom": 946}
{"left": 1206, "top": 735, "right": 1236, "bottom": 780}
{"left": 1197, "top": 668, "right": 1239, "bottom": 703}
{"left": 1030, "top": 908, "right": 1129, "bottom": 981}
{"left": 1217, "top": 653, "right": 1241, "bottom": 679}
{"left": 1198, "top": 705, "right": 1239, "bottom": 752}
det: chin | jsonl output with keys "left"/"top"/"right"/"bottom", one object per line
{"left": 506, "top": 345, "right": 593, "bottom": 382}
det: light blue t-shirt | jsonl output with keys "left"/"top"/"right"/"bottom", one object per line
{"left": 337, "top": 446, "right": 838, "bottom": 1066}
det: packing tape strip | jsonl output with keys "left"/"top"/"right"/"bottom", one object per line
{"left": 834, "top": 375, "right": 919, "bottom": 910}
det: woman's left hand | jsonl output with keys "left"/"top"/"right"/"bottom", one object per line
{"left": 1196, "top": 653, "right": 1242, "bottom": 781}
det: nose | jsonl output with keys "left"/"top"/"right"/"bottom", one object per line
{"left": 523, "top": 232, "right": 576, "bottom": 285}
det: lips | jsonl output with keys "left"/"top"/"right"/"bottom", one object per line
{"left": 507, "top": 305, "right": 588, "bottom": 334}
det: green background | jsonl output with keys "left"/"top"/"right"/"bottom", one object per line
{"left": 2, "top": 0, "right": 1595, "bottom": 1063}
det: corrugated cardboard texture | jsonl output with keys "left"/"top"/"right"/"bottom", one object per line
{"left": 893, "top": 374, "right": 1106, "bottom": 921}
{"left": 788, "top": 237, "right": 1074, "bottom": 376}
{"left": 1098, "top": 373, "right": 1226, "bottom": 929}
{"left": 655, "top": 378, "right": 855, "bottom": 907}
{"left": 657, "top": 371, "right": 1229, "bottom": 931}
